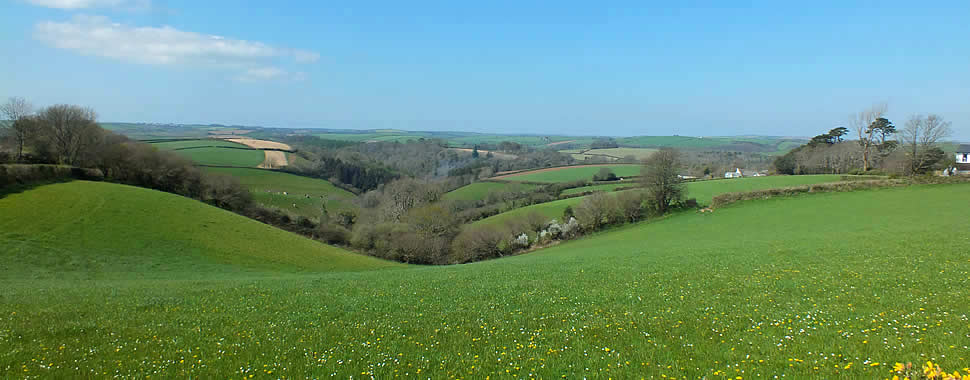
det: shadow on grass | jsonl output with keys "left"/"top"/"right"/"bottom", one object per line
{"left": 0, "top": 179, "right": 78, "bottom": 199}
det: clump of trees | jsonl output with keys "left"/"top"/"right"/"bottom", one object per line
{"left": 592, "top": 168, "right": 617, "bottom": 181}
{"left": 774, "top": 104, "right": 952, "bottom": 176}
{"left": 900, "top": 114, "right": 951, "bottom": 175}
{"left": 641, "top": 148, "right": 685, "bottom": 214}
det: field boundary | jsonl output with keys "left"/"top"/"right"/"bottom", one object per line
{"left": 710, "top": 177, "right": 970, "bottom": 208}
{"left": 491, "top": 164, "right": 641, "bottom": 180}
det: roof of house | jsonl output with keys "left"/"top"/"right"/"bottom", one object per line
{"left": 957, "top": 144, "right": 970, "bottom": 153}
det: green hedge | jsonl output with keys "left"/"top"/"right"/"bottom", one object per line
{"left": 0, "top": 164, "right": 104, "bottom": 189}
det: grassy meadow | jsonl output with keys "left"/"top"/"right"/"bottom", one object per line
{"left": 0, "top": 181, "right": 395, "bottom": 281}
{"left": 149, "top": 139, "right": 265, "bottom": 167}
{"left": 150, "top": 139, "right": 246, "bottom": 150}
{"left": 1, "top": 181, "right": 968, "bottom": 378}
{"left": 560, "top": 182, "right": 632, "bottom": 195}
{"left": 443, "top": 182, "right": 539, "bottom": 202}
{"left": 496, "top": 164, "right": 642, "bottom": 183}
{"left": 205, "top": 167, "right": 357, "bottom": 218}
{"left": 473, "top": 175, "right": 846, "bottom": 227}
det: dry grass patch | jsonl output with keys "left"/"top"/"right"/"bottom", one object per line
{"left": 226, "top": 138, "right": 292, "bottom": 151}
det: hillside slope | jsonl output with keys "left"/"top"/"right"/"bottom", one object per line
{"left": 2, "top": 183, "right": 967, "bottom": 378}
{"left": 0, "top": 181, "right": 398, "bottom": 280}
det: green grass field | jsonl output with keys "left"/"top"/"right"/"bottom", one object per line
{"left": 150, "top": 139, "right": 246, "bottom": 150}
{"left": 177, "top": 147, "right": 265, "bottom": 167}
{"left": 443, "top": 182, "right": 539, "bottom": 202}
{"left": 149, "top": 139, "right": 266, "bottom": 167}
{"left": 205, "top": 168, "right": 357, "bottom": 218}
{"left": 1, "top": 181, "right": 967, "bottom": 378}
{"left": 474, "top": 175, "right": 844, "bottom": 227}
{"left": 0, "top": 181, "right": 396, "bottom": 281}
{"left": 560, "top": 182, "right": 632, "bottom": 195}
{"left": 497, "top": 165, "right": 642, "bottom": 183}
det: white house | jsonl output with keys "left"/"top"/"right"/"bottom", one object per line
{"left": 724, "top": 168, "right": 765, "bottom": 178}
{"left": 952, "top": 144, "right": 970, "bottom": 175}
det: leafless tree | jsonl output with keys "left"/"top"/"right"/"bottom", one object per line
{"left": 901, "top": 114, "right": 951, "bottom": 174}
{"left": 849, "top": 103, "right": 887, "bottom": 171}
{"left": 34, "top": 104, "right": 101, "bottom": 166}
{"left": 1, "top": 97, "right": 35, "bottom": 160}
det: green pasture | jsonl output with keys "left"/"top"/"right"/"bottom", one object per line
{"left": 150, "top": 139, "right": 246, "bottom": 150}
{"left": 560, "top": 182, "right": 632, "bottom": 195}
{"left": 178, "top": 147, "right": 264, "bottom": 167}
{"left": 497, "top": 165, "right": 642, "bottom": 183}
{"left": 1, "top": 181, "right": 967, "bottom": 377}
{"left": 443, "top": 182, "right": 539, "bottom": 202}
{"left": 475, "top": 175, "right": 844, "bottom": 227}
{"left": 205, "top": 167, "right": 357, "bottom": 219}
{"left": 0, "top": 181, "right": 396, "bottom": 281}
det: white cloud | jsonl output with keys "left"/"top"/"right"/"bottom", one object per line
{"left": 26, "top": 0, "right": 149, "bottom": 10}
{"left": 34, "top": 15, "right": 318, "bottom": 81}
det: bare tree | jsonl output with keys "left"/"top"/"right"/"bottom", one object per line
{"left": 849, "top": 103, "right": 887, "bottom": 171}
{"left": 34, "top": 104, "right": 101, "bottom": 166}
{"left": 1, "top": 97, "right": 35, "bottom": 160}
{"left": 901, "top": 114, "right": 951, "bottom": 174}
{"left": 641, "top": 148, "right": 685, "bottom": 214}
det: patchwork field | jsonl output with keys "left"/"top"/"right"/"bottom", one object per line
{"left": 443, "top": 181, "right": 539, "bottom": 202}
{"left": 561, "top": 147, "right": 659, "bottom": 161}
{"left": 492, "top": 164, "right": 642, "bottom": 183}
{"left": 473, "top": 175, "right": 845, "bottom": 227}
{"left": 205, "top": 167, "right": 357, "bottom": 219}
{"left": 1, "top": 181, "right": 967, "bottom": 378}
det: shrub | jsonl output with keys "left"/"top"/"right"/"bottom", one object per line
{"left": 511, "top": 233, "right": 531, "bottom": 250}
{"left": 450, "top": 225, "right": 508, "bottom": 264}
{"left": 316, "top": 223, "right": 351, "bottom": 245}
{"left": 0, "top": 164, "right": 104, "bottom": 189}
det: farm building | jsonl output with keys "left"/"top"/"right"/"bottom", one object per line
{"left": 945, "top": 144, "right": 970, "bottom": 175}
{"left": 724, "top": 168, "right": 764, "bottom": 178}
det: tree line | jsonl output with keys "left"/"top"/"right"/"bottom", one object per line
{"left": 774, "top": 104, "right": 953, "bottom": 176}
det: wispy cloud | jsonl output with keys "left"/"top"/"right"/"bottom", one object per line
{"left": 26, "top": 0, "right": 150, "bottom": 10}
{"left": 34, "top": 15, "right": 319, "bottom": 81}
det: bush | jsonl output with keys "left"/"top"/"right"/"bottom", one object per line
{"left": 0, "top": 164, "right": 103, "bottom": 189}
{"left": 450, "top": 225, "right": 508, "bottom": 264}
{"left": 573, "top": 192, "right": 622, "bottom": 231}
{"left": 316, "top": 223, "right": 351, "bottom": 245}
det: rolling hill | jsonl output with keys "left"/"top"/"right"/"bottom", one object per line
{"left": 1, "top": 181, "right": 967, "bottom": 378}
{"left": 0, "top": 181, "right": 397, "bottom": 280}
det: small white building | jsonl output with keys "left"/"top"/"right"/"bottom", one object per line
{"left": 951, "top": 144, "right": 970, "bottom": 175}
{"left": 725, "top": 168, "right": 767, "bottom": 178}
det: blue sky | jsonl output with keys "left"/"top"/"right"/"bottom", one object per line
{"left": 2, "top": 0, "right": 968, "bottom": 139}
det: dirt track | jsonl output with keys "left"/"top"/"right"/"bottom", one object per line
{"left": 544, "top": 140, "right": 576, "bottom": 147}
{"left": 258, "top": 151, "right": 288, "bottom": 169}
{"left": 490, "top": 164, "right": 632, "bottom": 180}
